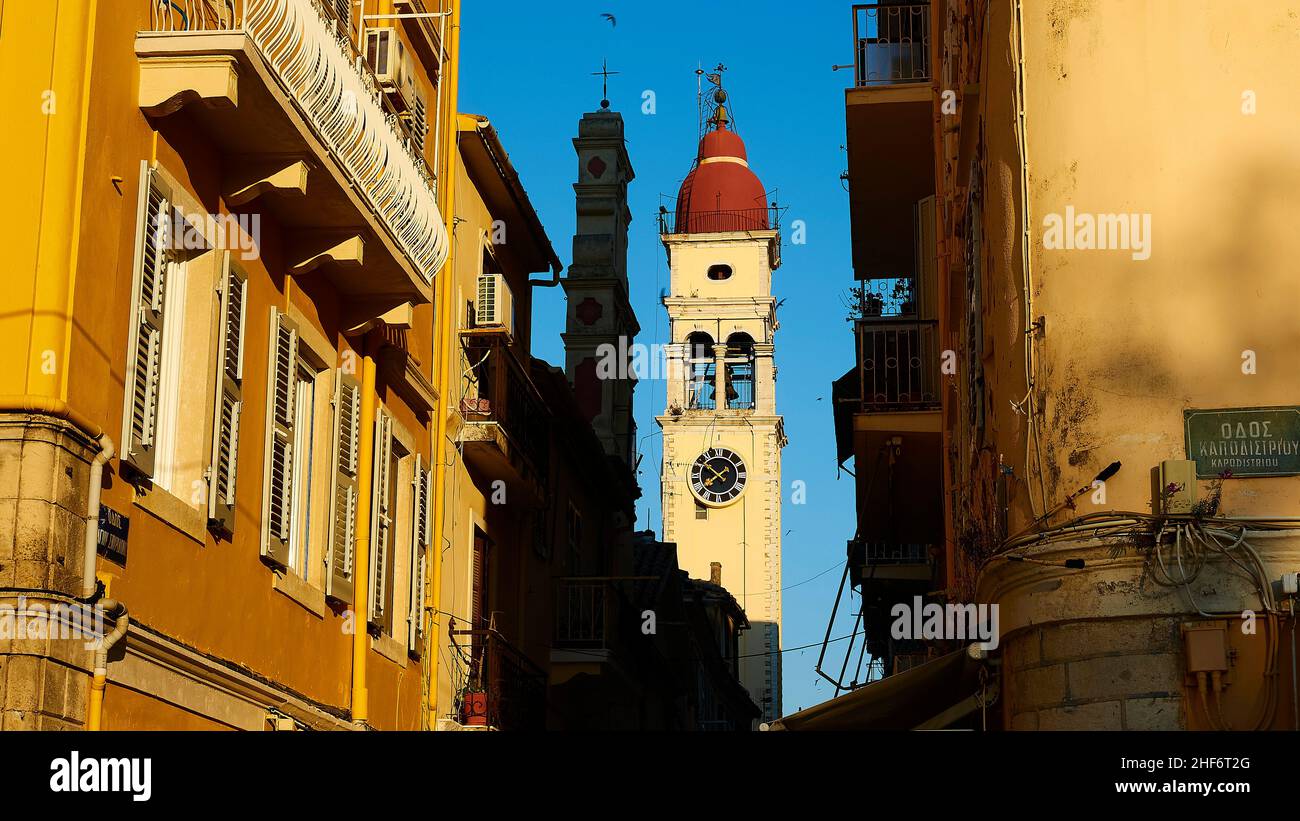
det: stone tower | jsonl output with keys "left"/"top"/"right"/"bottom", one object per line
{"left": 562, "top": 103, "right": 639, "bottom": 468}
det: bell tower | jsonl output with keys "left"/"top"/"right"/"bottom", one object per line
{"left": 563, "top": 97, "right": 639, "bottom": 468}
{"left": 657, "top": 82, "right": 785, "bottom": 724}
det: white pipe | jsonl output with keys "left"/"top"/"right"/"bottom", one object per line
{"left": 82, "top": 434, "right": 116, "bottom": 599}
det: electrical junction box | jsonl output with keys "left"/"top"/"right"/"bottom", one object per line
{"left": 1182, "top": 622, "right": 1229, "bottom": 676}
{"left": 1160, "top": 459, "right": 1198, "bottom": 514}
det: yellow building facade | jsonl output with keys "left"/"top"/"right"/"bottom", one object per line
{"left": 0, "top": 0, "right": 458, "bottom": 730}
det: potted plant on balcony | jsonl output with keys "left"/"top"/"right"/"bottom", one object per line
{"left": 460, "top": 681, "right": 489, "bottom": 727}
{"left": 892, "top": 278, "right": 916, "bottom": 316}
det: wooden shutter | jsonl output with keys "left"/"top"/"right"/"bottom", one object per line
{"left": 326, "top": 373, "right": 361, "bottom": 604}
{"left": 408, "top": 455, "right": 431, "bottom": 653}
{"left": 262, "top": 308, "right": 297, "bottom": 566}
{"left": 471, "top": 529, "right": 487, "bottom": 629}
{"left": 368, "top": 410, "right": 393, "bottom": 624}
{"left": 122, "top": 162, "right": 172, "bottom": 477}
{"left": 410, "top": 90, "right": 428, "bottom": 153}
{"left": 208, "top": 255, "right": 247, "bottom": 533}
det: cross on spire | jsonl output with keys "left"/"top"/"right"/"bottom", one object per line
{"left": 592, "top": 59, "right": 619, "bottom": 109}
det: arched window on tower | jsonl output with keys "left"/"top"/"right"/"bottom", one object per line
{"left": 724, "top": 332, "right": 755, "bottom": 410}
{"left": 685, "top": 332, "right": 715, "bottom": 410}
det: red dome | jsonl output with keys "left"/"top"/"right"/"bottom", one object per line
{"left": 675, "top": 123, "right": 769, "bottom": 233}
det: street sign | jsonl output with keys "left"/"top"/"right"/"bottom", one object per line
{"left": 97, "top": 504, "right": 129, "bottom": 564}
{"left": 1184, "top": 406, "right": 1300, "bottom": 479}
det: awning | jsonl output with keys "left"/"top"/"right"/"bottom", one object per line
{"left": 768, "top": 648, "right": 987, "bottom": 731}
{"left": 832, "top": 367, "right": 858, "bottom": 466}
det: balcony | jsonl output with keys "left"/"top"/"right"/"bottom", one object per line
{"left": 854, "top": 317, "right": 938, "bottom": 411}
{"left": 853, "top": 2, "right": 931, "bottom": 87}
{"left": 850, "top": 539, "right": 933, "bottom": 583}
{"left": 844, "top": 3, "right": 934, "bottom": 281}
{"left": 137, "top": 0, "right": 449, "bottom": 321}
{"left": 451, "top": 628, "right": 547, "bottom": 731}
{"left": 457, "top": 341, "right": 549, "bottom": 497}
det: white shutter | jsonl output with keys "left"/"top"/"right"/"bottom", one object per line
{"left": 208, "top": 255, "right": 246, "bottom": 533}
{"left": 262, "top": 308, "right": 297, "bottom": 566}
{"left": 368, "top": 411, "right": 393, "bottom": 624}
{"left": 327, "top": 373, "right": 361, "bottom": 604}
{"left": 122, "top": 162, "right": 172, "bottom": 478}
{"left": 408, "top": 455, "right": 431, "bottom": 653}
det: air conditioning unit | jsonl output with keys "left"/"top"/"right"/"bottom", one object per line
{"left": 364, "top": 28, "right": 413, "bottom": 109}
{"left": 475, "top": 273, "right": 513, "bottom": 335}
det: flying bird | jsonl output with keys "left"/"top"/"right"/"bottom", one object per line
{"left": 601, "top": 13, "right": 616, "bottom": 27}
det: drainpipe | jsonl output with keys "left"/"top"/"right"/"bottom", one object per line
{"left": 86, "top": 598, "right": 128, "bottom": 731}
{"left": 426, "top": 0, "right": 461, "bottom": 730}
{"left": 351, "top": 333, "right": 380, "bottom": 727}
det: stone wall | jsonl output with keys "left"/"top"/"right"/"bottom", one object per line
{"left": 1003, "top": 616, "right": 1185, "bottom": 730}
{"left": 0, "top": 412, "right": 99, "bottom": 729}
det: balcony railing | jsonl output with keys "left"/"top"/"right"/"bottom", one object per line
{"left": 554, "top": 581, "right": 611, "bottom": 650}
{"left": 145, "top": 0, "right": 448, "bottom": 279}
{"left": 659, "top": 206, "right": 781, "bottom": 236}
{"left": 855, "top": 540, "right": 932, "bottom": 565}
{"left": 462, "top": 342, "right": 551, "bottom": 479}
{"left": 852, "top": 2, "right": 931, "bottom": 86}
{"left": 854, "top": 318, "right": 938, "bottom": 410}
{"left": 452, "top": 627, "right": 547, "bottom": 731}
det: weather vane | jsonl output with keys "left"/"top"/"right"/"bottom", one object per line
{"left": 593, "top": 59, "right": 619, "bottom": 109}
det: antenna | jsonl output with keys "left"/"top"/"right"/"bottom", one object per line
{"left": 696, "top": 61, "right": 705, "bottom": 142}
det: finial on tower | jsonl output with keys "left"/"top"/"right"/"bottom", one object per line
{"left": 703, "top": 63, "right": 731, "bottom": 130}
{"left": 592, "top": 59, "right": 619, "bottom": 110}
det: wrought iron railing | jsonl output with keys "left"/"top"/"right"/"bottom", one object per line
{"left": 144, "top": 0, "right": 448, "bottom": 279}
{"left": 452, "top": 627, "right": 547, "bottom": 731}
{"left": 554, "top": 581, "right": 610, "bottom": 649}
{"left": 852, "top": 2, "right": 931, "bottom": 86}
{"left": 855, "top": 540, "right": 932, "bottom": 565}
{"left": 659, "top": 206, "right": 780, "bottom": 235}
{"left": 687, "top": 373, "right": 716, "bottom": 410}
{"left": 854, "top": 318, "right": 939, "bottom": 409}
{"left": 462, "top": 342, "right": 551, "bottom": 479}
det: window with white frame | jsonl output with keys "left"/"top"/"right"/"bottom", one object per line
{"left": 263, "top": 307, "right": 334, "bottom": 583}
{"left": 122, "top": 162, "right": 222, "bottom": 513}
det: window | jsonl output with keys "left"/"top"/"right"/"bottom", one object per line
{"left": 685, "top": 332, "right": 716, "bottom": 410}
{"left": 287, "top": 360, "right": 320, "bottom": 579}
{"left": 122, "top": 162, "right": 219, "bottom": 509}
{"left": 326, "top": 373, "right": 362, "bottom": 605}
{"left": 208, "top": 258, "right": 247, "bottom": 534}
{"left": 262, "top": 308, "right": 299, "bottom": 567}
{"left": 723, "top": 333, "right": 755, "bottom": 410}
{"left": 566, "top": 503, "right": 582, "bottom": 574}
{"left": 262, "top": 310, "right": 335, "bottom": 581}
{"left": 695, "top": 499, "right": 709, "bottom": 520}
{"left": 707, "top": 264, "right": 733, "bottom": 281}
{"left": 368, "top": 411, "right": 400, "bottom": 631}
{"left": 408, "top": 455, "right": 432, "bottom": 654}
{"left": 472, "top": 527, "right": 492, "bottom": 630}
{"left": 531, "top": 508, "right": 552, "bottom": 559}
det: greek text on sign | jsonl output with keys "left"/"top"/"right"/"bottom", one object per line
{"left": 1184, "top": 407, "right": 1300, "bottom": 479}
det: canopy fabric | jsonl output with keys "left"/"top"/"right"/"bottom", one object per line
{"left": 769, "top": 648, "right": 984, "bottom": 731}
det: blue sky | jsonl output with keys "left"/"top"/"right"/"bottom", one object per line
{"left": 459, "top": 0, "right": 862, "bottom": 715}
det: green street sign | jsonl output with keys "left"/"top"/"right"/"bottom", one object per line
{"left": 1184, "top": 406, "right": 1300, "bottom": 478}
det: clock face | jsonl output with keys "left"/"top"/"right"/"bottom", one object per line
{"left": 690, "top": 448, "right": 747, "bottom": 507}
